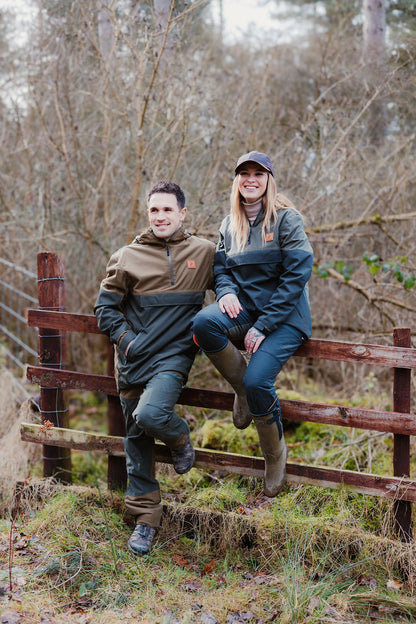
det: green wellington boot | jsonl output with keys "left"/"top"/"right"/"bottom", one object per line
{"left": 206, "top": 341, "right": 251, "bottom": 429}
{"left": 254, "top": 414, "right": 287, "bottom": 496}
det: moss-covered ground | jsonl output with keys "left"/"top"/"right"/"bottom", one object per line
{"left": 2, "top": 365, "right": 416, "bottom": 622}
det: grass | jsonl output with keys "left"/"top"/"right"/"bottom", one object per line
{"left": 2, "top": 481, "right": 416, "bottom": 623}
{"left": 2, "top": 368, "right": 416, "bottom": 622}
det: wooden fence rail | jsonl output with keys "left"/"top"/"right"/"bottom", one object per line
{"left": 21, "top": 253, "right": 416, "bottom": 539}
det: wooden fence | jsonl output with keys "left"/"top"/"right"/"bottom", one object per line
{"left": 21, "top": 253, "right": 416, "bottom": 539}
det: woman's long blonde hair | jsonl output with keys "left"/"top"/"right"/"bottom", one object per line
{"left": 229, "top": 173, "right": 296, "bottom": 252}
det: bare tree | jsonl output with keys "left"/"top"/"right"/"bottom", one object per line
{"left": 0, "top": 0, "right": 415, "bottom": 363}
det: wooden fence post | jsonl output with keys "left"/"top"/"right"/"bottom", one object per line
{"left": 393, "top": 327, "right": 412, "bottom": 540}
{"left": 106, "top": 342, "right": 127, "bottom": 490}
{"left": 37, "top": 252, "right": 72, "bottom": 482}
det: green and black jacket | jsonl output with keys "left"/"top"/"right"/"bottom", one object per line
{"left": 94, "top": 227, "right": 215, "bottom": 390}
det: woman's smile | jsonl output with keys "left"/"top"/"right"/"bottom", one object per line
{"left": 238, "top": 165, "right": 268, "bottom": 202}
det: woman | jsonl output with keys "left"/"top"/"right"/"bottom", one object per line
{"left": 193, "top": 151, "right": 313, "bottom": 497}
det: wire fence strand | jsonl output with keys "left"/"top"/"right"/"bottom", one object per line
{"left": 0, "top": 257, "right": 38, "bottom": 372}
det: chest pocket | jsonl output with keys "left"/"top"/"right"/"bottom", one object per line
{"left": 226, "top": 247, "right": 282, "bottom": 269}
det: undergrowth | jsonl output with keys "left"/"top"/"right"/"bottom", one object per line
{"left": 2, "top": 481, "right": 416, "bottom": 623}
{"left": 2, "top": 368, "right": 416, "bottom": 622}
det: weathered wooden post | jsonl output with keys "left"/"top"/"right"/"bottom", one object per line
{"left": 106, "top": 343, "right": 127, "bottom": 490}
{"left": 37, "top": 252, "right": 72, "bottom": 482}
{"left": 393, "top": 327, "right": 412, "bottom": 540}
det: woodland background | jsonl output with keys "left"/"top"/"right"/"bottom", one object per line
{"left": 0, "top": 0, "right": 416, "bottom": 382}
{"left": 1, "top": 4, "right": 416, "bottom": 622}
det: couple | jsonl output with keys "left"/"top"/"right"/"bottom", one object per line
{"left": 94, "top": 151, "right": 314, "bottom": 556}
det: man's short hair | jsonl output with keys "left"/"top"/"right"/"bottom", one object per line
{"left": 147, "top": 181, "right": 186, "bottom": 209}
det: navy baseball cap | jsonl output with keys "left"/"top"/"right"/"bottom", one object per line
{"left": 235, "top": 151, "right": 274, "bottom": 176}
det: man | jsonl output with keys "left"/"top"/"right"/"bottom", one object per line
{"left": 94, "top": 181, "right": 215, "bottom": 555}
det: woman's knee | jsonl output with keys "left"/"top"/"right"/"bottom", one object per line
{"left": 243, "top": 372, "right": 268, "bottom": 398}
{"left": 243, "top": 368, "right": 275, "bottom": 404}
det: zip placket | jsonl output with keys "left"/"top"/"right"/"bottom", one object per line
{"left": 247, "top": 209, "right": 263, "bottom": 245}
{"left": 248, "top": 224, "right": 253, "bottom": 245}
{"left": 166, "top": 243, "right": 175, "bottom": 285}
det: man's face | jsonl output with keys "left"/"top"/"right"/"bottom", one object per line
{"left": 147, "top": 192, "right": 186, "bottom": 241}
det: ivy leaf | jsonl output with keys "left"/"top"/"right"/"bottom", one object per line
{"left": 341, "top": 264, "right": 354, "bottom": 281}
{"left": 392, "top": 265, "right": 404, "bottom": 282}
{"left": 316, "top": 267, "right": 329, "bottom": 278}
{"left": 363, "top": 252, "right": 379, "bottom": 265}
{"left": 405, "top": 275, "right": 415, "bottom": 290}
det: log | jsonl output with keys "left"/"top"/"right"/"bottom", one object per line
{"left": 20, "top": 423, "right": 416, "bottom": 502}
{"left": 27, "top": 309, "right": 101, "bottom": 334}
{"left": 296, "top": 338, "right": 416, "bottom": 369}
{"left": 26, "top": 310, "right": 416, "bottom": 368}
{"left": 26, "top": 366, "right": 416, "bottom": 435}
{"left": 393, "top": 328, "right": 412, "bottom": 540}
{"left": 36, "top": 253, "right": 71, "bottom": 483}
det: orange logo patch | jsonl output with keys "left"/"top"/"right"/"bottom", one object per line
{"left": 187, "top": 260, "right": 196, "bottom": 269}
{"left": 265, "top": 232, "right": 274, "bottom": 242}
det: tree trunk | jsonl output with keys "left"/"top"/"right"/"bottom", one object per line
{"left": 362, "top": 0, "right": 387, "bottom": 145}
{"left": 97, "top": 0, "right": 116, "bottom": 67}
{"left": 153, "top": 0, "right": 175, "bottom": 74}
{"left": 363, "top": 0, "right": 386, "bottom": 68}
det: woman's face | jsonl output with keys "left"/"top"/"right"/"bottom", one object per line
{"left": 238, "top": 165, "right": 268, "bottom": 203}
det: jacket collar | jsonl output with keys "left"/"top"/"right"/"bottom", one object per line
{"left": 133, "top": 226, "right": 190, "bottom": 246}
{"left": 250, "top": 206, "right": 265, "bottom": 227}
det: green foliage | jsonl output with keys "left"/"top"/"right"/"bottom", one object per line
{"left": 315, "top": 253, "right": 416, "bottom": 290}
{"left": 313, "top": 260, "right": 354, "bottom": 281}
{"left": 186, "top": 479, "right": 248, "bottom": 512}
{"left": 363, "top": 252, "right": 416, "bottom": 289}
{"left": 69, "top": 393, "right": 108, "bottom": 433}
{"left": 195, "top": 419, "right": 260, "bottom": 455}
{"left": 273, "top": 486, "right": 392, "bottom": 535}
{"left": 71, "top": 451, "right": 107, "bottom": 486}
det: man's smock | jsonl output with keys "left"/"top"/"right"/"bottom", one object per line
{"left": 94, "top": 227, "right": 215, "bottom": 391}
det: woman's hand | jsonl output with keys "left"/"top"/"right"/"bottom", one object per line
{"left": 218, "top": 293, "right": 243, "bottom": 318}
{"left": 244, "top": 327, "right": 266, "bottom": 354}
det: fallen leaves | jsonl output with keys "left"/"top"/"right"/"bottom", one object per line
{"left": 202, "top": 560, "right": 217, "bottom": 576}
{"left": 387, "top": 579, "right": 403, "bottom": 591}
{"left": 171, "top": 554, "right": 218, "bottom": 578}
{"left": 171, "top": 554, "right": 191, "bottom": 569}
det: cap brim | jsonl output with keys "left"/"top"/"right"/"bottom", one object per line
{"left": 235, "top": 161, "right": 271, "bottom": 174}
